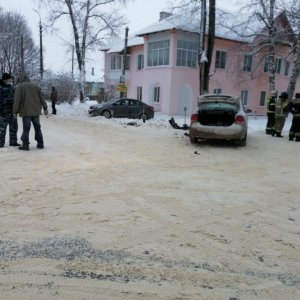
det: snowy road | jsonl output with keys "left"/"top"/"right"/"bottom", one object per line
{"left": 0, "top": 112, "right": 299, "bottom": 299}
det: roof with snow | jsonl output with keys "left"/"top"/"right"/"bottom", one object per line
{"left": 102, "top": 12, "right": 255, "bottom": 53}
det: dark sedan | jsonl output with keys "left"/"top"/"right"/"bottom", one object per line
{"left": 88, "top": 98, "right": 154, "bottom": 119}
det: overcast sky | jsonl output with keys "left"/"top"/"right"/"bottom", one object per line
{"left": 0, "top": 0, "right": 240, "bottom": 79}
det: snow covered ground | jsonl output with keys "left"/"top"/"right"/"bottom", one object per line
{"left": 0, "top": 100, "right": 299, "bottom": 300}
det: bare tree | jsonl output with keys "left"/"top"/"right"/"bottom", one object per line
{"left": 278, "top": 0, "right": 300, "bottom": 98}
{"left": 224, "top": 0, "right": 296, "bottom": 93}
{"left": 39, "top": 0, "right": 127, "bottom": 101}
{"left": 0, "top": 11, "right": 39, "bottom": 78}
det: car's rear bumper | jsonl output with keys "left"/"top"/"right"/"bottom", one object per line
{"left": 189, "top": 123, "right": 247, "bottom": 140}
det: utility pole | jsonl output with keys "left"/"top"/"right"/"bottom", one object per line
{"left": 120, "top": 26, "right": 129, "bottom": 98}
{"left": 34, "top": 9, "right": 44, "bottom": 79}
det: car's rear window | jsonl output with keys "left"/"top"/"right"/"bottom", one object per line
{"left": 199, "top": 101, "right": 239, "bottom": 111}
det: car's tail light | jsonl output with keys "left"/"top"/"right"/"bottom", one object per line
{"left": 191, "top": 114, "right": 198, "bottom": 123}
{"left": 235, "top": 115, "right": 245, "bottom": 124}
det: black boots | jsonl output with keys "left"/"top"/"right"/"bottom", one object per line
{"left": 18, "top": 144, "right": 29, "bottom": 151}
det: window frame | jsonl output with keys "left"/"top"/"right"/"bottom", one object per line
{"left": 259, "top": 91, "right": 266, "bottom": 106}
{"left": 243, "top": 54, "right": 253, "bottom": 72}
{"left": 215, "top": 50, "right": 227, "bottom": 69}
{"left": 241, "top": 90, "right": 249, "bottom": 106}
{"left": 153, "top": 86, "right": 160, "bottom": 103}
{"left": 147, "top": 40, "right": 170, "bottom": 67}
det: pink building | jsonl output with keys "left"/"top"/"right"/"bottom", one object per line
{"left": 102, "top": 12, "right": 300, "bottom": 116}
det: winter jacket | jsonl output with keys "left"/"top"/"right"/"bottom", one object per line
{"left": 50, "top": 89, "right": 58, "bottom": 102}
{"left": 275, "top": 98, "right": 289, "bottom": 118}
{"left": 0, "top": 80, "right": 15, "bottom": 117}
{"left": 13, "top": 74, "right": 48, "bottom": 117}
{"left": 290, "top": 97, "right": 300, "bottom": 118}
{"left": 267, "top": 96, "right": 276, "bottom": 113}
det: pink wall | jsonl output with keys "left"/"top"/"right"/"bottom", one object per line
{"left": 103, "top": 29, "right": 300, "bottom": 116}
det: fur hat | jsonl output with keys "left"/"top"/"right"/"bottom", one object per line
{"left": 279, "top": 92, "right": 288, "bottom": 100}
{"left": 2, "top": 73, "right": 12, "bottom": 81}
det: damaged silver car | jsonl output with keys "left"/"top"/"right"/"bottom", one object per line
{"left": 189, "top": 94, "right": 248, "bottom": 146}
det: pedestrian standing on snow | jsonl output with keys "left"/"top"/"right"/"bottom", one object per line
{"left": 13, "top": 73, "right": 48, "bottom": 151}
{"left": 272, "top": 92, "right": 289, "bottom": 138}
{"left": 0, "top": 73, "right": 20, "bottom": 148}
{"left": 265, "top": 90, "right": 277, "bottom": 134}
{"left": 50, "top": 86, "right": 58, "bottom": 115}
{"left": 288, "top": 93, "right": 300, "bottom": 142}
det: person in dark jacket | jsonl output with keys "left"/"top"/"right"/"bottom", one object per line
{"left": 0, "top": 73, "right": 20, "bottom": 148}
{"left": 50, "top": 86, "right": 58, "bottom": 115}
{"left": 265, "top": 90, "right": 277, "bottom": 134}
{"left": 272, "top": 92, "right": 289, "bottom": 137}
{"left": 13, "top": 73, "right": 48, "bottom": 151}
{"left": 289, "top": 93, "right": 300, "bottom": 142}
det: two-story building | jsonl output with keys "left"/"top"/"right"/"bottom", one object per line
{"left": 102, "top": 11, "right": 300, "bottom": 116}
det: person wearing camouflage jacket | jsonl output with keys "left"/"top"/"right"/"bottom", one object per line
{"left": 0, "top": 73, "right": 20, "bottom": 148}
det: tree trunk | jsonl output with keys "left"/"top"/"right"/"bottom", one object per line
{"left": 268, "top": 0, "right": 276, "bottom": 92}
{"left": 287, "top": 28, "right": 300, "bottom": 99}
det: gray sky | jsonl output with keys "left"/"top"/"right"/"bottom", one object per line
{"left": 0, "top": 0, "right": 239, "bottom": 78}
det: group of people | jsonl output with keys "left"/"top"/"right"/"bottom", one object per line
{"left": 266, "top": 91, "right": 300, "bottom": 141}
{"left": 0, "top": 72, "right": 57, "bottom": 150}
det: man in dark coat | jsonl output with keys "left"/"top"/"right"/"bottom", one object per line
{"left": 265, "top": 90, "right": 277, "bottom": 134}
{"left": 0, "top": 73, "right": 20, "bottom": 148}
{"left": 13, "top": 73, "right": 48, "bottom": 151}
{"left": 50, "top": 86, "right": 58, "bottom": 115}
{"left": 289, "top": 93, "right": 300, "bottom": 142}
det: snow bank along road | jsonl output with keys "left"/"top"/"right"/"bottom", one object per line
{"left": 0, "top": 115, "right": 299, "bottom": 300}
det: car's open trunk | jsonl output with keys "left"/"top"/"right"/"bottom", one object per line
{"left": 198, "top": 102, "right": 238, "bottom": 126}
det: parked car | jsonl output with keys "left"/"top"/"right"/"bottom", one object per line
{"left": 88, "top": 98, "right": 154, "bottom": 119}
{"left": 189, "top": 94, "right": 248, "bottom": 146}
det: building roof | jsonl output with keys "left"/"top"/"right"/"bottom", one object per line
{"left": 102, "top": 36, "right": 144, "bottom": 54}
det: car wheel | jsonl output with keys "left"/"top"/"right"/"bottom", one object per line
{"left": 102, "top": 110, "right": 111, "bottom": 119}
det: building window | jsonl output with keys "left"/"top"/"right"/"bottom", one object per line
{"left": 137, "top": 86, "right": 142, "bottom": 100}
{"left": 264, "top": 57, "right": 269, "bottom": 72}
{"left": 137, "top": 54, "right": 144, "bottom": 70}
{"left": 284, "top": 60, "right": 290, "bottom": 76}
{"left": 111, "top": 55, "right": 122, "bottom": 70}
{"left": 154, "top": 86, "right": 160, "bottom": 103}
{"left": 215, "top": 50, "right": 226, "bottom": 69}
{"left": 259, "top": 91, "right": 266, "bottom": 106}
{"left": 213, "top": 88, "right": 222, "bottom": 94}
{"left": 110, "top": 55, "right": 130, "bottom": 70}
{"left": 148, "top": 40, "right": 170, "bottom": 66}
{"left": 176, "top": 39, "right": 198, "bottom": 68}
{"left": 241, "top": 90, "right": 248, "bottom": 106}
{"left": 275, "top": 58, "right": 282, "bottom": 74}
{"left": 243, "top": 54, "right": 253, "bottom": 72}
